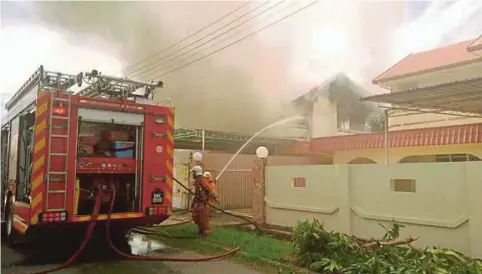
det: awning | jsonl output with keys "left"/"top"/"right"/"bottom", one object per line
{"left": 173, "top": 126, "right": 298, "bottom": 152}
{"left": 361, "top": 77, "right": 482, "bottom": 116}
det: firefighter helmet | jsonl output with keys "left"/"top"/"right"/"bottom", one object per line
{"left": 191, "top": 165, "right": 203, "bottom": 177}
{"left": 203, "top": 171, "right": 212, "bottom": 178}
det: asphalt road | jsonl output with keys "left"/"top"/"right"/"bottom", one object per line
{"left": 1, "top": 233, "right": 262, "bottom": 274}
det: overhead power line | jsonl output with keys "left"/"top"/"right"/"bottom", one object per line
{"left": 127, "top": 1, "right": 274, "bottom": 79}
{"left": 129, "top": 1, "right": 286, "bottom": 79}
{"left": 151, "top": 1, "right": 319, "bottom": 79}
{"left": 139, "top": 1, "right": 297, "bottom": 80}
{"left": 124, "top": 1, "right": 251, "bottom": 74}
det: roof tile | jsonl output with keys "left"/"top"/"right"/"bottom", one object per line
{"left": 373, "top": 38, "right": 482, "bottom": 83}
{"left": 291, "top": 123, "right": 482, "bottom": 153}
{"left": 468, "top": 35, "right": 482, "bottom": 52}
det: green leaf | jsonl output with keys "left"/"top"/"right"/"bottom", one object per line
{"left": 292, "top": 219, "right": 480, "bottom": 273}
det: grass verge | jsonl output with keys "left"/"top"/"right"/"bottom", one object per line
{"left": 149, "top": 224, "right": 307, "bottom": 273}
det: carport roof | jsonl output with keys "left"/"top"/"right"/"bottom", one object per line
{"left": 173, "top": 126, "right": 299, "bottom": 153}
{"left": 361, "top": 77, "right": 482, "bottom": 116}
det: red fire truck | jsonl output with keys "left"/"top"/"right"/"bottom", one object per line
{"left": 1, "top": 66, "right": 174, "bottom": 245}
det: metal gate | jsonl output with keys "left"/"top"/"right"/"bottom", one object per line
{"left": 173, "top": 164, "right": 190, "bottom": 210}
{"left": 208, "top": 169, "right": 253, "bottom": 216}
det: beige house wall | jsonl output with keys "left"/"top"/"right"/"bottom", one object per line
{"left": 171, "top": 149, "right": 327, "bottom": 208}
{"left": 379, "top": 61, "right": 482, "bottom": 130}
{"left": 333, "top": 144, "right": 482, "bottom": 164}
{"left": 311, "top": 97, "right": 338, "bottom": 138}
{"left": 264, "top": 162, "right": 482, "bottom": 258}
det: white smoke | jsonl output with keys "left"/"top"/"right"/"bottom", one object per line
{"left": 0, "top": 25, "right": 124, "bottom": 122}
{"left": 1, "top": 1, "right": 481, "bottom": 133}
{"left": 392, "top": 0, "right": 482, "bottom": 61}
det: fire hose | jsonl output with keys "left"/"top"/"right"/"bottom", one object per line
{"left": 15, "top": 174, "right": 256, "bottom": 273}
{"left": 171, "top": 177, "right": 262, "bottom": 233}
{"left": 17, "top": 183, "right": 239, "bottom": 274}
{"left": 20, "top": 188, "right": 105, "bottom": 274}
{"left": 105, "top": 184, "right": 241, "bottom": 261}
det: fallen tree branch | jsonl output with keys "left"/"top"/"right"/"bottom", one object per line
{"left": 351, "top": 235, "right": 376, "bottom": 244}
{"left": 362, "top": 237, "right": 419, "bottom": 249}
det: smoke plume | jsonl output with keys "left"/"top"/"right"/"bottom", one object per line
{"left": 2, "top": 1, "right": 481, "bottom": 136}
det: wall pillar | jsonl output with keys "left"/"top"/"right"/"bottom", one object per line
{"left": 466, "top": 162, "right": 482, "bottom": 259}
{"left": 252, "top": 158, "right": 266, "bottom": 225}
{"left": 335, "top": 165, "right": 352, "bottom": 235}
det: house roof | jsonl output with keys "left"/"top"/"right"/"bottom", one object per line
{"left": 293, "top": 73, "right": 370, "bottom": 103}
{"left": 468, "top": 35, "right": 482, "bottom": 52}
{"left": 361, "top": 76, "right": 482, "bottom": 116}
{"left": 373, "top": 38, "right": 482, "bottom": 84}
{"left": 290, "top": 73, "right": 377, "bottom": 121}
{"left": 287, "top": 123, "right": 482, "bottom": 154}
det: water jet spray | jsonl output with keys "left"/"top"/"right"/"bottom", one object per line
{"left": 215, "top": 115, "right": 306, "bottom": 181}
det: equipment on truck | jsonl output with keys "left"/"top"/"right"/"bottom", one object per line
{"left": 1, "top": 66, "right": 173, "bottom": 244}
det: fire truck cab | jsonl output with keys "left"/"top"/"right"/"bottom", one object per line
{"left": 1, "top": 66, "right": 174, "bottom": 244}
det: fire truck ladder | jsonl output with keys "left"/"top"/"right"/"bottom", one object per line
{"left": 45, "top": 93, "right": 72, "bottom": 211}
{"left": 75, "top": 70, "right": 163, "bottom": 100}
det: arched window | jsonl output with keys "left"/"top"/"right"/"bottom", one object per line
{"left": 347, "top": 157, "right": 377, "bottom": 164}
{"left": 399, "top": 154, "right": 481, "bottom": 163}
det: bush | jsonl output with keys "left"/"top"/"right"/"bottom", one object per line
{"left": 292, "top": 219, "right": 482, "bottom": 274}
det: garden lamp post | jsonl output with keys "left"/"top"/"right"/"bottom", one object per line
{"left": 192, "top": 151, "right": 203, "bottom": 162}
{"left": 254, "top": 146, "right": 269, "bottom": 225}
{"left": 256, "top": 146, "right": 269, "bottom": 189}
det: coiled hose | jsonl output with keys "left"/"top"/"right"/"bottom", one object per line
{"left": 105, "top": 183, "right": 240, "bottom": 262}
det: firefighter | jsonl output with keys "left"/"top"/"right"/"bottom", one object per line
{"left": 203, "top": 171, "right": 217, "bottom": 218}
{"left": 191, "top": 166, "right": 216, "bottom": 236}
{"left": 93, "top": 130, "right": 115, "bottom": 157}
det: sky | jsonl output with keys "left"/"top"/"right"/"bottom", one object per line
{"left": 1, "top": 0, "right": 481, "bottom": 134}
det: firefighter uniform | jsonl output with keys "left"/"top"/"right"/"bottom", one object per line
{"left": 203, "top": 171, "right": 217, "bottom": 217}
{"left": 191, "top": 166, "right": 215, "bottom": 236}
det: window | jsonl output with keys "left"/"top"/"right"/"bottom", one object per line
{"left": 451, "top": 154, "right": 471, "bottom": 162}
{"left": 435, "top": 154, "right": 450, "bottom": 162}
{"left": 1, "top": 127, "right": 10, "bottom": 186}
{"left": 469, "top": 154, "right": 481, "bottom": 161}
{"left": 347, "top": 157, "right": 376, "bottom": 164}
{"left": 16, "top": 109, "right": 36, "bottom": 204}
{"left": 400, "top": 154, "right": 481, "bottom": 163}
{"left": 292, "top": 177, "right": 306, "bottom": 188}
{"left": 391, "top": 179, "right": 416, "bottom": 193}
{"left": 340, "top": 119, "right": 350, "bottom": 131}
